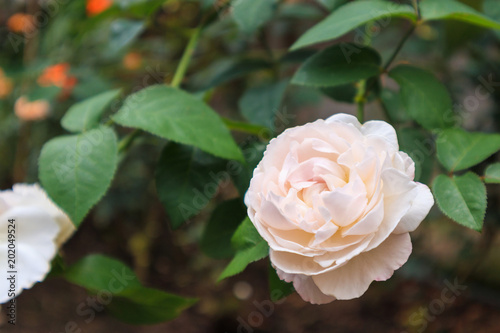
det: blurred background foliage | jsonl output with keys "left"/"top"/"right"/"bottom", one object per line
{"left": 1, "top": 0, "right": 500, "bottom": 332}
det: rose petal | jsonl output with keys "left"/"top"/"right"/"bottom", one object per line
{"left": 310, "top": 222, "right": 339, "bottom": 246}
{"left": 392, "top": 151, "right": 415, "bottom": 179}
{"left": 313, "top": 235, "right": 372, "bottom": 267}
{"left": 364, "top": 169, "right": 416, "bottom": 252}
{"left": 325, "top": 113, "right": 361, "bottom": 129}
{"left": 0, "top": 206, "right": 59, "bottom": 303}
{"left": 1, "top": 184, "right": 75, "bottom": 246}
{"left": 321, "top": 173, "right": 367, "bottom": 227}
{"left": 270, "top": 249, "right": 339, "bottom": 275}
{"left": 259, "top": 200, "right": 298, "bottom": 231}
{"left": 393, "top": 183, "right": 434, "bottom": 234}
{"left": 268, "top": 228, "right": 317, "bottom": 255}
{"left": 362, "top": 120, "right": 399, "bottom": 150}
{"left": 312, "top": 233, "right": 412, "bottom": 300}
{"left": 342, "top": 197, "right": 384, "bottom": 236}
{"left": 0, "top": 198, "right": 7, "bottom": 213}
{"left": 275, "top": 267, "right": 336, "bottom": 305}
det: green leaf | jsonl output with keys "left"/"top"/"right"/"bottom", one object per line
{"left": 239, "top": 80, "right": 288, "bottom": 130}
{"left": 106, "top": 19, "right": 145, "bottom": 54}
{"left": 39, "top": 126, "right": 118, "bottom": 226}
{"left": 436, "top": 128, "right": 500, "bottom": 172}
{"left": 280, "top": 49, "right": 317, "bottom": 64}
{"left": 420, "top": 0, "right": 500, "bottom": 30}
{"left": 61, "top": 89, "right": 121, "bottom": 133}
{"left": 278, "top": 3, "right": 323, "bottom": 20}
{"left": 189, "top": 58, "right": 273, "bottom": 91}
{"left": 315, "top": 0, "right": 349, "bottom": 11}
{"left": 321, "top": 84, "right": 357, "bottom": 103}
{"left": 432, "top": 173, "right": 486, "bottom": 231}
{"left": 292, "top": 44, "right": 382, "bottom": 88}
{"left": 232, "top": 0, "right": 278, "bottom": 34}
{"left": 231, "top": 141, "right": 266, "bottom": 197}
{"left": 485, "top": 163, "right": 500, "bottom": 184}
{"left": 41, "top": 13, "right": 74, "bottom": 54}
{"left": 64, "top": 254, "right": 141, "bottom": 290}
{"left": 200, "top": 0, "right": 216, "bottom": 9}
{"left": 218, "top": 241, "right": 269, "bottom": 281}
{"left": 288, "top": 86, "right": 324, "bottom": 108}
{"left": 484, "top": 0, "right": 500, "bottom": 38}
{"left": 268, "top": 264, "right": 294, "bottom": 302}
{"left": 380, "top": 88, "right": 412, "bottom": 123}
{"left": 218, "top": 217, "right": 269, "bottom": 281}
{"left": 155, "top": 142, "right": 226, "bottom": 229}
{"left": 27, "top": 86, "right": 61, "bottom": 102}
{"left": 64, "top": 254, "right": 197, "bottom": 325}
{"left": 398, "top": 128, "right": 434, "bottom": 184}
{"left": 231, "top": 217, "right": 264, "bottom": 250}
{"left": 113, "top": 85, "right": 244, "bottom": 161}
{"left": 71, "top": 73, "right": 114, "bottom": 100}
{"left": 389, "top": 65, "right": 455, "bottom": 130}
{"left": 321, "top": 77, "right": 381, "bottom": 103}
{"left": 107, "top": 287, "right": 197, "bottom": 325}
{"left": 290, "top": 1, "right": 416, "bottom": 50}
{"left": 114, "top": 0, "right": 155, "bottom": 8}
{"left": 200, "top": 199, "right": 247, "bottom": 259}
{"left": 117, "top": 0, "right": 165, "bottom": 17}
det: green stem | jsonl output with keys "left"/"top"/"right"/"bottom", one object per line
{"left": 222, "top": 117, "right": 270, "bottom": 139}
{"left": 412, "top": 0, "right": 421, "bottom": 20}
{"left": 118, "top": 14, "right": 207, "bottom": 153}
{"left": 356, "top": 102, "right": 365, "bottom": 123}
{"left": 359, "top": 12, "right": 417, "bottom": 112}
{"left": 377, "top": 97, "right": 393, "bottom": 123}
{"left": 169, "top": 21, "right": 205, "bottom": 88}
{"left": 118, "top": 129, "right": 141, "bottom": 153}
{"left": 383, "top": 23, "right": 416, "bottom": 71}
{"left": 355, "top": 80, "right": 366, "bottom": 123}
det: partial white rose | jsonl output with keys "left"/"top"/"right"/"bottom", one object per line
{"left": 0, "top": 184, "right": 75, "bottom": 303}
{"left": 245, "top": 113, "right": 434, "bottom": 304}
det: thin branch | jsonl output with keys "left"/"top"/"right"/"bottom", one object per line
{"left": 169, "top": 21, "right": 205, "bottom": 88}
{"left": 222, "top": 117, "right": 270, "bottom": 140}
{"left": 383, "top": 23, "right": 416, "bottom": 71}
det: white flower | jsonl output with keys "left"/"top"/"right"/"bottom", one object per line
{"left": 245, "top": 113, "right": 434, "bottom": 304}
{"left": 0, "top": 184, "right": 75, "bottom": 303}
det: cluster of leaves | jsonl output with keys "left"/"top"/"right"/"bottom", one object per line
{"left": 287, "top": 0, "right": 500, "bottom": 233}
{"left": 3, "top": 0, "right": 500, "bottom": 326}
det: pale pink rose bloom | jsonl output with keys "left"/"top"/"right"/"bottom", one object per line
{"left": 245, "top": 113, "right": 434, "bottom": 304}
{"left": 0, "top": 184, "right": 75, "bottom": 303}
